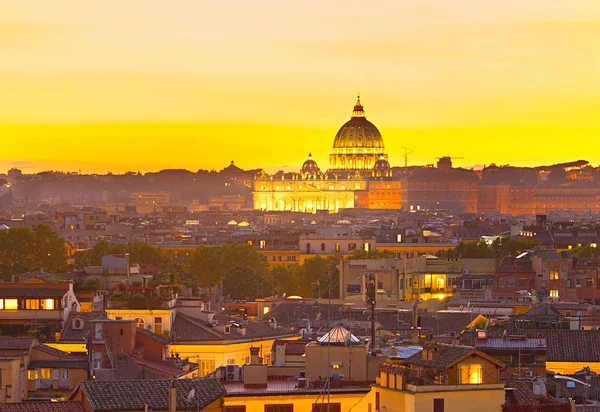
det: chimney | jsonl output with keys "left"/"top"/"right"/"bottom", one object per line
{"left": 168, "top": 381, "right": 177, "bottom": 412}
{"left": 249, "top": 346, "right": 262, "bottom": 365}
{"left": 268, "top": 318, "right": 277, "bottom": 329}
{"left": 422, "top": 342, "right": 440, "bottom": 361}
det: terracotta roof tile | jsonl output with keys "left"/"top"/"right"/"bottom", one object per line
{"left": 404, "top": 344, "right": 474, "bottom": 370}
{"left": 0, "top": 337, "right": 36, "bottom": 350}
{"left": 0, "top": 286, "right": 68, "bottom": 298}
{"left": 0, "top": 402, "right": 85, "bottom": 412}
{"left": 77, "top": 379, "right": 225, "bottom": 411}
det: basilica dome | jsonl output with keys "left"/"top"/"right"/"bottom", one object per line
{"left": 332, "top": 98, "right": 384, "bottom": 149}
{"left": 329, "top": 96, "right": 387, "bottom": 171}
{"left": 301, "top": 153, "right": 320, "bottom": 178}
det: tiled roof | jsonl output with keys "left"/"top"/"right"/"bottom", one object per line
{"left": 34, "top": 344, "right": 73, "bottom": 358}
{"left": 0, "top": 337, "right": 36, "bottom": 350}
{"left": 60, "top": 311, "right": 107, "bottom": 342}
{"left": 272, "top": 339, "right": 308, "bottom": 355}
{"left": 171, "top": 313, "right": 225, "bottom": 341}
{"left": 404, "top": 344, "right": 474, "bottom": 370}
{"left": 0, "top": 286, "right": 68, "bottom": 298}
{"left": 172, "top": 313, "right": 299, "bottom": 343}
{"left": 77, "top": 379, "right": 226, "bottom": 411}
{"left": 267, "top": 303, "right": 478, "bottom": 336}
{"left": 0, "top": 402, "right": 85, "bottom": 412}
{"left": 285, "top": 341, "right": 308, "bottom": 355}
{"left": 546, "top": 330, "right": 600, "bottom": 362}
{"left": 504, "top": 379, "right": 540, "bottom": 405}
{"left": 553, "top": 303, "right": 590, "bottom": 311}
{"left": 475, "top": 337, "right": 546, "bottom": 350}
{"left": 136, "top": 326, "right": 170, "bottom": 345}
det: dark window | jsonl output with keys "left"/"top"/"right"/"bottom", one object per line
{"left": 321, "top": 243, "right": 326, "bottom": 251}
{"left": 587, "top": 278, "right": 594, "bottom": 288}
{"left": 347, "top": 284, "right": 361, "bottom": 294}
{"left": 375, "top": 392, "right": 380, "bottom": 410}
{"left": 434, "top": 398, "right": 445, "bottom": 412}
{"left": 312, "top": 404, "right": 341, "bottom": 412}
{"left": 306, "top": 243, "right": 311, "bottom": 254}
{"left": 225, "top": 407, "right": 246, "bottom": 412}
{"left": 120, "top": 329, "right": 123, "bottom": 336}
{"left": 567, "top": 278, "right": 572, "bottom": 288}
{"left": 377, "top": 281, "right": 383, "bottom": 289}
{"left": 265, "top": 405, "right": 293, "bottom": 412}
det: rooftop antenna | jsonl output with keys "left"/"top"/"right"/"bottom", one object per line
{"left": 400, "top": 147, "right": 413, "bottom": 168}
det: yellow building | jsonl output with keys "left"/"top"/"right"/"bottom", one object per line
{"left": 170, "top": 312, "right": 301, "bottom": 377}
{"left": 253, "top": 169, "right": 364, "bottom": 214}
{"left": 352, "top": 343, "right": 506, "bottom": 412}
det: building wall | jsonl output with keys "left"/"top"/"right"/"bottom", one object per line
{"left": 366, "top": 180, "right": 402, "bottom": 210}
{"left": 223, "top": 392, "right": 367, "bottom": 412}
{"left": 0, "top": 358, "right": 25, "bottom": 403}
{"left": 171, "top": 337, "right": 300, "bottom": 377}
{"left": 106, "top": 309, "right": 175, "bottom": 337}
{"left": 304, "top": 344, "right": 378, "bottom": 382}
{"left": 355, "top": 384, "right": 504, "bottom": 412}
{"left": 401, "top": 178, "right": 478, "bottom": 213}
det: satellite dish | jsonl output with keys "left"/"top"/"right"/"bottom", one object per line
{"left": 187, "top": 388, "right": 195, "bottom": 403}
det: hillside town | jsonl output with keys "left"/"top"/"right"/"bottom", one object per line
{"left": 2, "top": 98, "right": 600, "bottom": 411}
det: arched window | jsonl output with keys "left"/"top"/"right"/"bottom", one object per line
{"left": 134, "top": 318, "right": 145, "bottom": 328}
{"left": 321, "top": 243, "right": 326, "bottom": 252}
{"left": 306, "top": 243, "right": 311, "bottom": 254}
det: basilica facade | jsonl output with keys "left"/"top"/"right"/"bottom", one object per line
{"left": 252, "top": 97, "right": 398, "bottom": 213}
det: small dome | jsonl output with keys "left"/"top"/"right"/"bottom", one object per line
{"left": 373, "top": 157, "right": 391, "bottom": 171}
{"left": 301, "top": 153, "right": 320, "bottom": 177}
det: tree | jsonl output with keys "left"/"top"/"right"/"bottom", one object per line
{"left": 492, "top": 237, "right": 541, "bottom": 256}
{"left": 348, "top": 249, "right": 396, "bottom": 260}
{"left": 223, "top": 265, "right": 266, "bottom": 300}
{"left": 31, "top": 224, "right": 68, "bottom": 272}
{"left": 0, "top": 224, "right": 66, "bottom": 272}
{"left": 80, "top": 275, "right": 107, "bottom": 292}
{"left": 185, "top": 243, "right": 268, "bottom": 287}
{"left": 573, "top": 245, "right": 600, "bottom": 257}
{"left": 185, "top": 245, "right": 225, "bottom": 287}
{"left": 438, "top": 241, "right": 496, "bottom": 259}
{"left": 269, "top": 265, "right": 297, "bottom": 296}
{"left": 75, "top": 239, "right": 112, "bottom": 267}
{"left": 294, "top": 256, "right": 340, "bottom": 299}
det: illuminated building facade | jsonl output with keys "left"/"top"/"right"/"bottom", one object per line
{"left": 253, "top": 97, "right": 391, "bottom": 213}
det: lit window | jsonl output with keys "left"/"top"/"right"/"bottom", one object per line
{"left": 259, "top": 240, "right": 266, "bottom": 249}
{"left": 549, "top": 290, "right": 559, "bottom": 297}
{"left": 28, "top": 370, "right": 39, "bottom": 380}
{"left": 135, "top": 318, "right": 145, "bottom": 328}
{"left": 0, "top": 300, "right": 3, "bottom": 310}
{"left": 550, "top": 271, "right": 559, "bottom": 280}
{"left": 460, "top": 364, "right": 482, "bottom": 384}
{"left": 40, "top": 368, "right": 52, "bottom": 379}
{"left": 41, "top": 299, "right": 54, "bottom": 310}
{"left": 26, "top": 299, "right": 40, "bottom": 310}
{"left": 4, "top": 299, "right": 18, "bottom": 310}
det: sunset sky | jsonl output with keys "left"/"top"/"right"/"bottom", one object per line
{"left": 1, "top": 0, "right": 600, "bottom": 174}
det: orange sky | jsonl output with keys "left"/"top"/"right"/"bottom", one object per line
{"left": 1, "top": 0, "right": 599, "bottom": 174}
